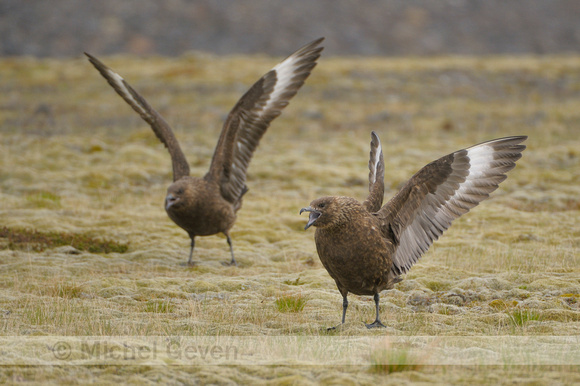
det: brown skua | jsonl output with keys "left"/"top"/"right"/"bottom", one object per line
{"left": 301, "top": 132, "right": 527, "bottom": 329}
{"left": 87, "top": 38, "right": 324, "bottom": 266}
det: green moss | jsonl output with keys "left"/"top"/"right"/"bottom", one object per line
{"left": 25, "top": 191, "right": 61, "bottom": 209}
{"left": 489, "top": 299, "right": 519, "bottom": 310}
{"left": 423, "top": 280, "right": 452, "bottom": 292}
{"left": 181, "top": 280, "right": 221, "bottom": 293}
{"left": 81, "top": 172, "right": 115, "bottom": 190}
{"left": 0, "top": 227, "right": 128, "bottom": 254}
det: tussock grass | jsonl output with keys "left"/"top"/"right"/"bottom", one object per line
{"left": 0, "top": 54, "right": 579, "bottom": 383}
{"left": 46, "top": 281, "right": 85, "bottom": 299}
{"left": 370, "top": 347, "right": 424, "bottom": 374}
{"left": 507, "top": 308, "right": 542, "bottom": 327}
{"left": 275, "top": 293, "right": 307, "bottom": 313}
{"left": 282, "top": 277, "right": 304, "bottom": 286}
{"left": 144, "top": 299, "right": 175, "bottom": 313}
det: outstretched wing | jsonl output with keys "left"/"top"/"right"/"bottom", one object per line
{"left": 206, "top": 38, "right": 324, "bottom": 204}
{"left": 362, "top": 131, "right": 385, "bottom": 213}
{"left": 377, "top": 136, "right": 527, "bottom": 275}
{"left": 85, "top": 53, "right": 190, "bottom": 181}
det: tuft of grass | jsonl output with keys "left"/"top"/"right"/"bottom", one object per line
{"left": 48, "top": 281, "right": 84, "bottom": 299}
{"left": 25, "top": 303, "right": 53, "bottom": 326}
{"left": 0, "top": 227, "right": 129, "bottom": 253}
{"left": 275, "top": 293, "right": 307, "bottom": 313}
{"left": 507, "top": 308, "right": 542, "bottom": 327}
{"left": 144, "top": 299, "right": 175, "bottom": 313}
{"left": 283, "top": 277, "right": 304, "bottom": 286}
{"left": 369, "top": 346, "right": 424, "bottom": 374}
{"left": 25, "top": 191, "right": 61, "bottom": 209}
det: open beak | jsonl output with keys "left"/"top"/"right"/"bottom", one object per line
{"left": 299, "top": 206, "right": 321, "bottom": 230}
{"left": 165, "top": 193, "right": 178, "bottom": 211}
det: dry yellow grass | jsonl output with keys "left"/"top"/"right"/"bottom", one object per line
{"left": 0, "top": 53, "right": 579, "bottom": 383}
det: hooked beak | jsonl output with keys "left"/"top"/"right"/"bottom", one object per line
{"left": 165, "top": 193, "right": 178, "bottom": 210}
{"left": 299, "top": 206, "right": 321, "bottom": 230}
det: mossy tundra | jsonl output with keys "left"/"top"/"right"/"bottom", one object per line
{"left": 0, "top": 54, "right": 579, "bottom": 383}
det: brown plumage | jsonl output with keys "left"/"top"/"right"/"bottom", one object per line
{"left": 301, "top": 132, "right": 527, "bottom": 328}
{"left": 86, "top": 38, "right": 324, "bottom": 266}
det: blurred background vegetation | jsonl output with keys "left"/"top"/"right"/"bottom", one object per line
{"left": 1, "top": 0, "right": 580, "bottom": 57}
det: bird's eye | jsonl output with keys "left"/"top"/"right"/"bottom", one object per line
{"left": 319, "top": 203, "right": 326, "bottom": 208}
{"left": 177, "top": 189, "right": 184, "bottom": 195}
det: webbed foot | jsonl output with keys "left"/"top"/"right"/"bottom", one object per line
{"left": 365, "top": 320, "right": 386, "bottom": 329}
{"left": 325, "top": 324, "right": 342, "bottom": 332}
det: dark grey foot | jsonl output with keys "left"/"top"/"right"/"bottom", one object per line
{"left": 325, "top": 323, "right": 344, "bottom": 331}
{"left": 221, "top": 259, "right": 237, "bottom": 267}
{"left": 180, "top": 260, "right": 198, "bottom": 267}
{"left": 365, "top": 320, "right": 386, "bottom": 329}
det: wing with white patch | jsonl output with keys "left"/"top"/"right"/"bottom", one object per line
{"left": 377, "top": 136, "right": 527, "bottom": 275}
{"left": 206, "top": 38, "right": 324, "bottom": 204}
{"left": 363, "top": 131, "right": 385, "bottom": 213}
{"left": 85, "top": 53, "right": 190, "bottom": 181}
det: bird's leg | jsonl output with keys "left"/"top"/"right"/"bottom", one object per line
{"left": 327, "top": 295, "right": 348, "bottom": 331}
{"left": 365, "top": 293, "right": 386, "bottom": 329}
{"left": 221, "top": 233, "right": 237, "bottom": 266}
{"left": 186, "top": 236, "right": 196, "bottom": 266}
{"left": 341, "top": 295, "right": 348, "bottom": 324}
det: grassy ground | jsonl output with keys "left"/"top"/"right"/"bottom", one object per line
{"left": 0, "top": 52, "right": 579, "bottom": 383}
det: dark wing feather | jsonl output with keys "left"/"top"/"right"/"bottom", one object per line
{"left": 362, "top": 131, "right": 385, "bottom": 213}
{"left": 85, "top": 53, "right": 190, "bottom": 181}
{"left": 376, "top": 136, "right": 527, "bottom": 275}
{"left": 205, "top": 38, "right": 324, "bottom": 204}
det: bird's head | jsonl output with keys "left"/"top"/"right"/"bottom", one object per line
{"left": 300, "top": 196, "right": 358, "bottom": 230}
{"left": 165, "top": 179, "right": 192, "bottom": 212}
